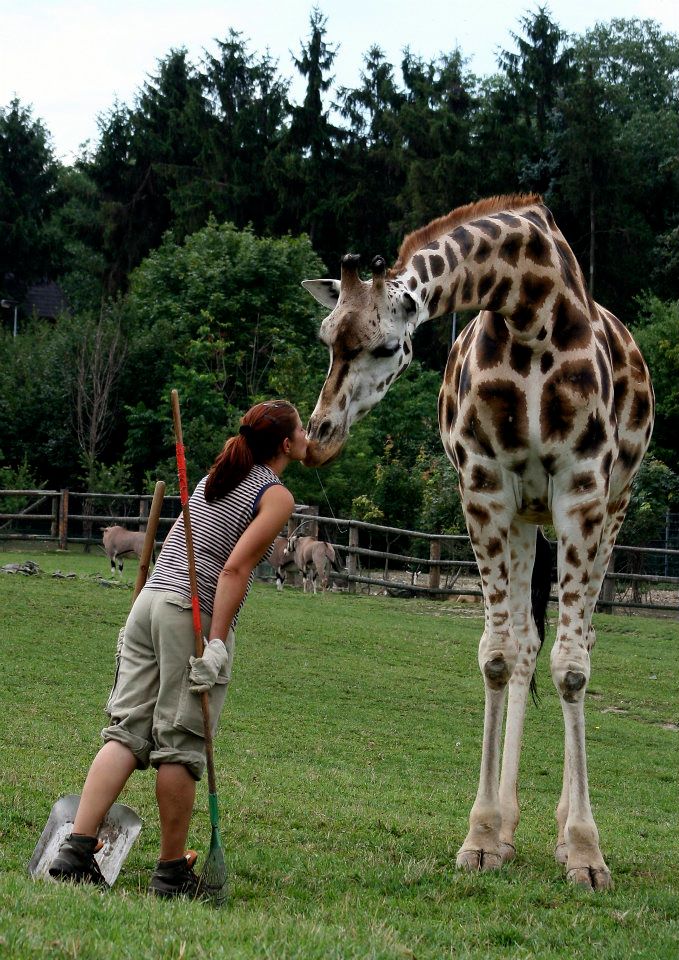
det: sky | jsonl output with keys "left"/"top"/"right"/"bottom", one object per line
{"left": 2, "top": 0, "right": 679, "bottom": 164}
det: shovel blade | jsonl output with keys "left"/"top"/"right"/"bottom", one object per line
{"left": 29, "top": 794, "right": 142, "bottom": 887}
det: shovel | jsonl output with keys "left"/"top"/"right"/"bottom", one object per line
{"left": 29, "top": 480, "right": 166, "bottom": 887}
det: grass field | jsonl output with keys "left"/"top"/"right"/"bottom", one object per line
{"left": 0, "top": 546, "right": 677, "bottom": 959}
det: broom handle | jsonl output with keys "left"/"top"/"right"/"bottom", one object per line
{"left": 170, "top": 390, "right": 218, "bottom": 797}
{"left": 132, "top": 480, "right": 165, "bottom": 601}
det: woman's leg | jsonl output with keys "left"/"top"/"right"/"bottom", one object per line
{"left": 73, "top": 740, "right": 139, "bottom": 835}
{"left": 156, "top": 763, "right": 196, "bottom": 860}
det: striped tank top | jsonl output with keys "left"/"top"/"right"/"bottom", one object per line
{"left": 147, "top": 463, "right": 281, "bottom": 626}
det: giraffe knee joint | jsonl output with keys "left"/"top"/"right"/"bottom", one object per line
{"left": 483, "top": 656, "right": 512, "bottom": 689}
{"left": 555, "top": 669, "right": 588, "bottom": 702}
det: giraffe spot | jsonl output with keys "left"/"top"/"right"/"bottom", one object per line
{"left": 498, "top": 561, "right": 508, "bottom": 580}
{"left": 511, "top": 458, "right": 527, "bottom": 475}
{"left": 613, "top": 378, "right": 628, "bottom": 413}
{"left": 525, "top": 225, "right": 553, "bottom": 266}
{"left": 385, "top": 373, "right": 394, "bottom": 385}
{"left": 412, "top": 254, "right": 429, "bottom": 283}
{"left": 403, "top": 340, "right": 412, "bottom": 356}
{"left": 428, "top": 284, "right": 443, "bottom": 315}
{"left": 603, "top": 323, "right": 626, "bottom": 371}
{"left": 512, "top": 303, "right": 535, "bottom": 331}
{"left": 556, "top": 240, "right": 579, "bottom": 287}
{"left": 570, "top": 471, "right": 597, "bottom": 494}
{"left": 541, "top": 352, "right": 554, "bottom": 374}
{"left": 561, "top": 573, "right": 573, "bottom": 587}
{"left": 601, "top": 451, "right": 613, "bottom": 479}
{"left": 476, "top": 313, "right": 508, "bottom": 369}
{"left": 509, "top": 341, "right": 532, "bottom": 377}
{"left": 595, "top": 348, "right": 612, "bottom": 405}
{"left": 461, "top": 269, "right": 474, "bottom": 303}
{"left": 574, "top": 413, "right": 607, "bottom": 457}
{"left": 477, "top": 269, "right": 497, "bottom": 301}
{"left": 473, "top": 217, "right": 502, "bottom": 239}
{"left": 478, "top": 380, "right": 528, "bottom": 451}
{"left": 465, "top": 503, "right": 490, "bottom": 527}
{"left": 489, "top": 588, "right": 507, "bottom": 604}
{"left": 541, "top": 454, "right": 556, "bottom": 474}
{"left": 628, "top": 390, "right": 651, "bottom": 431}
{"left": 338, "top": 394, "right": 347, "bottom": 411}
{"left": 430, "top": 254, "right": 445, "bottom": 278}
{"left": 470, "top": 465, "right": 502, "bottom": 492}
{"left": 459, "top": 355, "right": 473, "bottom": 398}
{"left": 499, "top": 233, "right": 523, "bottom": 267}
{"left": 565, "top": 545, "right": 581, "bottom": 567}
{"left": 443, "top": 242, "right": 458, "bottom": 270}
{"left": 444, "top": 394, "right": 457, "bottom": 431}
{"left": 618, "top": 442, "right": 641, "bottom": 471}
{"left": 523, "top": 210, "right": 547, "bottom": 231}
{"left": 560, "top": 613, "right": 572, "bottom": 627}
{"left": 629, "top": 348, "right": 647, "bottom": 383}
{"left": 454, "top": 442, "right": 467, "bottom": 468}
{"left": 536, "top": 326, "right": 548, "bottom": 340}
{"left": 474, "top": 238, "right": 493, "bottom": 263}
{"left": 486, "top": 276, "right": 512, "bottom": 312}
{"left": 541, "top": 378, "right": 577, "bottom": 441}
{"left": 451, "top": 226, "right": 475, "bottom": 258}
{"left": 578, "top": 506, "right": 604, "bottom": 540}
{"left": 461, "top": 406, "right": 495, "bottom": 457}
{"left": 522, "top": 273, "right": 554, "bottom": 312}
{"left": 551, "top": 296, "right": 592, "bottom": 350}
{"left": 480, "top": 565, "right": 491, "bottom": 576}
{"left": 587, "top": 544, "right": 598, "bottom": 561}
{"left": 408, "top": 276, "right": 417, "bottom": 291}
{"left": 496, "top": 212, "right": 522, "bottom": 228}
{"left": 581, "top": 571, "right": 590, "bottom": 585}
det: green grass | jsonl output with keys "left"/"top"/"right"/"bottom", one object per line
{"left": 0, "top": 546, "right": 677, "bottom": 959}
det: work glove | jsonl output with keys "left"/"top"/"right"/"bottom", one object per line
{"left": 188, "top": 638, "right": 228, "bottom": 694}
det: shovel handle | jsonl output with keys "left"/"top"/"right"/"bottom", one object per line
{"left": 132, "top": 480, "right": 165, "bottom": 601}
{"left": 171, "top": 390, "right": 218, "bottom": 795}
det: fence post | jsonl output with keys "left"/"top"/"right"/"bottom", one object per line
{"left": 429, "top": 538, "right": 441, "bottom": 591}
{"left": 58, "top": 488, "right": 69, "bottom": 550}
{"left": 347, "top": 523, "right": 359, "bottom": 594}
{"left": 139, "top": 495, "right": 149, "bottom": 532}
{"left": 598, "top": 552, "right": 615, "bottom": 614}
{"left": 51, "top": 493, "right": 59, "bottom": 539}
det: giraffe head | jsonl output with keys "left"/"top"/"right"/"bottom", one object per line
{"left": 302, "top": 254, "right": 418, "bottom": 466}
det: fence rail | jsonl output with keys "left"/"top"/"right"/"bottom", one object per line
{"left": 1, "top": 489, "right": 678, "bottom": 614}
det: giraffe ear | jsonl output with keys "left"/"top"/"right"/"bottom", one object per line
{"left": 301, "top": 279, "right": 340, "bottom": 309}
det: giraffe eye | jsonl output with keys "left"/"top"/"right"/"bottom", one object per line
{"left": 371, "top": 341, "right": 399, "bottom": 359}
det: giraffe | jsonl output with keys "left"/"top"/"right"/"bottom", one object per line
{"left": 301, "top": 194, "right": 654, "bottom": 890}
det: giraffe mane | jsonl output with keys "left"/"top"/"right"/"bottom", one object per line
{"left": 388, "top": 193, "right": 544, "bottom": 277}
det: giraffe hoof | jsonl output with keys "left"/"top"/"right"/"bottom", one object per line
{"left": 566, "top": 865, "right": 613, "bottom": 891}
{"left": 500, "top": 841, "right": 516, "bottom": 863}
{"left": 456, "top": 848, "right": 503, "bottom": 872}
{"left": 555, "top": 842, "right": 567, "bottom": 865}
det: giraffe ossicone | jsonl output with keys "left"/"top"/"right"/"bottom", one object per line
{"left": 302, "top": 193, "right": 654, "bottom": 890}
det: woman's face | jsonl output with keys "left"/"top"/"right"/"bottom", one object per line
{"left": 286, "top": 416, "right": 309, "bottom": 462}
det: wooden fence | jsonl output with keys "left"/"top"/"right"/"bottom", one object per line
{"left": 1, "top": 489, "right": 678, "bottom": 614}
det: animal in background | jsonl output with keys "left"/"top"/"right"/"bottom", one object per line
{"left": 102, "top": 525, "right": 151, "bottom": 576}
{"left": 269, "top": 535, "right": 299, "bottom": 591}
{"left": 284, "top": 535, "right": 336, "bottom": 593}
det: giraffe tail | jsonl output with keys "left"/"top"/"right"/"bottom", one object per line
{"left": 529, "top": 527, "right": 553, "bottom": 705}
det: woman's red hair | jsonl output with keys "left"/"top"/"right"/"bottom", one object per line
{"left": 205, "top": 400, "right": 299, "bottom": 501}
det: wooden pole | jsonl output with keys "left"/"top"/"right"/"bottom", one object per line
{"left": 347, "top": 523, "right": 359, "bottom": 594}
{"left": 58, "top": 488, "right": 69, "bottom": 550}
{"left": 429, "top": 538, "right": 441, "bottom": 591}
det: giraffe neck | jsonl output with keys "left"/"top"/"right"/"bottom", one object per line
{"left": 398, "top": 205, "right": 590, "bottom": 345}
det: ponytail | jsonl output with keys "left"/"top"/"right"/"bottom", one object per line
{"left": 204, "top": 400, "right": 298, "bottom": 501}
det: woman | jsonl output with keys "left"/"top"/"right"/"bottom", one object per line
{"left": 49, "top": 400, "right": 308, "bottom": 897}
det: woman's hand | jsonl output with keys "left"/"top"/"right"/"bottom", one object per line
{"left": 188, "top": 638, "right": 228, "bottom": 693}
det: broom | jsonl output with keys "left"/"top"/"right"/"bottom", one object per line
{"left": 171, "top": 389, "right": 228, "bottom": 906}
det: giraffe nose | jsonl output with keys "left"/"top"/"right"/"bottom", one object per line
{"left": 307, "top": 417, "right": 334, "bottom": 443}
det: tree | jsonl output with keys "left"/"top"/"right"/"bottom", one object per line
{"left": 0, "top": 99, "right": 60, "bottom": 298}
{"left": 633, "top": 296, "right": 679, "bottom": 464}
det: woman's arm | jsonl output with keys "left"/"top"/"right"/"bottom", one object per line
{"left": 208, "top": 484, "right": 294, "bottom": 640}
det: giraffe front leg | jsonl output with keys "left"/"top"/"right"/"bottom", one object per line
{"left": 457, "top": 503, "right": 517, "bottom": 873}
{"left": 497, "top": 521, "right": 543, "bottom": 862}
{"left": 551, "top": 490, "right": 615, "bottom": 891}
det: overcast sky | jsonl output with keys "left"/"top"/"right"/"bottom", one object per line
{"left": 2, "top": 0, "right": 678, "bottom": 164}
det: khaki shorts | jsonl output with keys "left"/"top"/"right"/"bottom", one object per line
{"left": 103, "top": 589, "right": 234, "bottom": 780}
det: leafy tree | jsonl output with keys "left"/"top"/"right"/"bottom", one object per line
{"left": 202, "top": 30, "right": 290, "bottom": 233}
{"left": 121, "top": 220, "right": 326, "bottom": 484}
{"left": 633, "top": 296, "right": 679, "bottom": 464}
{"left": 0, "top": 99, "right": 60, "bottom": 298}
